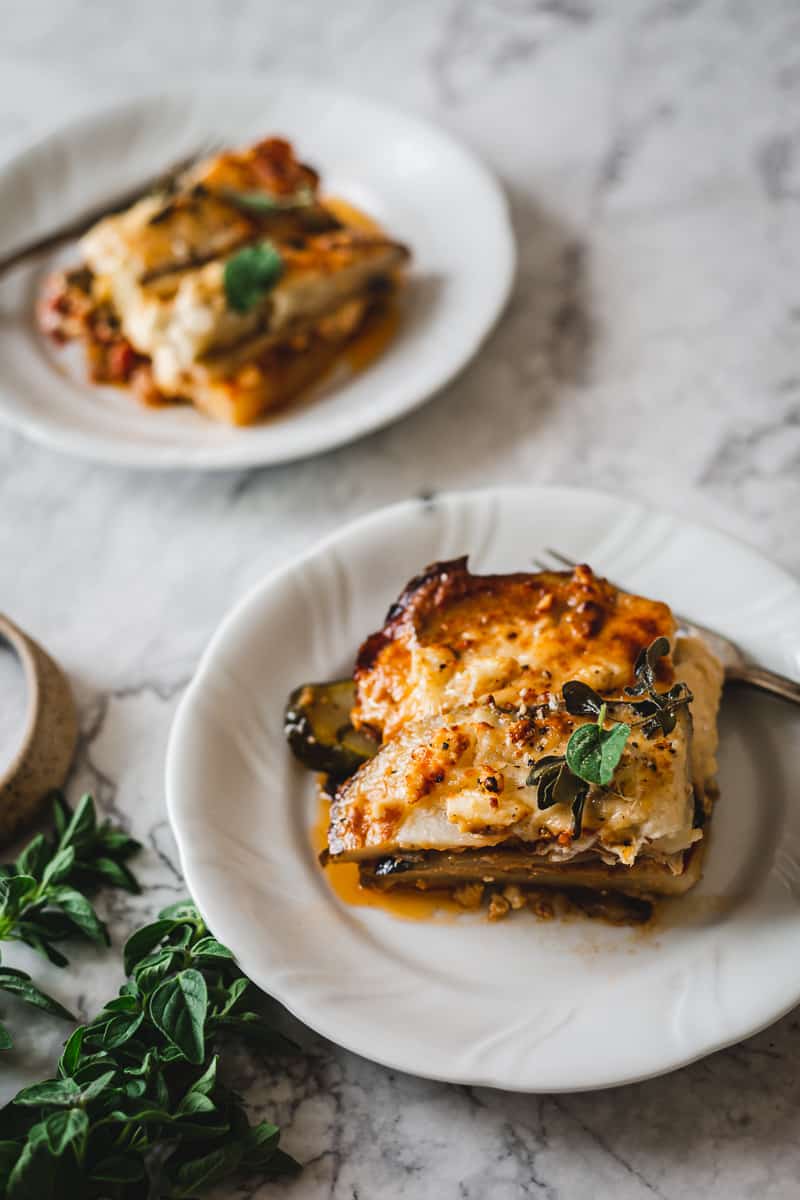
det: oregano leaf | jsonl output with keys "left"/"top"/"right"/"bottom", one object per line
{"left": 89, "top": 857, "right": 141, "bottom": 894}
{"left": 0, "top": 973, "right": 74, "bottom": 1022}
{"left": 101, "top": 1012, "right": 145, "bottom": 1050}
{"left": 40, "top": 847, "right": 75, "bottom": 889}
{"left": 223, "top": 242, "right": 284, "bottom": 313}
{"left": 566, "top": 717, "right": 631, "bottom": 787}
{"left": 57, "top": 794, "right": 96, "bottom": 854}
{"left": 149, "top": 970, "right": 207, "bottom": 1064}
{"left": 166, "top": 1143, "right": 244, "bottom": 1196}
{"left": 133, "top": 948, "right": 180, "bottom": 993}
{"left": 6, "top": 1137, "right": 55, "bottom": 1199}
{"left": 158, "top": 900, "right": 201, "bottom": 923}
{"left": 123, "top": 920, "right": 179, "bottom": 975}
{"left": 190, "top": 937, "right": 233, "bottom": 963}
{"left": 185, "top": 1055, "right": 217, "bottom": 1097}
{"left": 14, "top": 836, "right": 49, "bottom": 881}
{"left": 14, "top": 1078, "right": 81, "bottom": 1108}
{"left": 217, "top": 977, "right": 250, "bottom": 1017}
{"left": 29, "top": 1107, "right": 88, "bottom": 1157}
{"left": 58, "top": 1027, "right": 86, "bottom": 1078}
{"left": 562, "top": 680, "right": 604, "bottom": 717}
{"left": 0, "top": 877, "right": 36, "bottom": 917}
{"left": 46, "top": 888, "right": 107, "bottom": 945}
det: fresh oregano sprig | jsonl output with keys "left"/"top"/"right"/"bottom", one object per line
{"left": 526, "top": 699, "right": 632, "bottom": 838}
{"left": 0, "top": 901, "right": 299, "bottom": 1198}
{"left": 0, "top": 794, "right": 141, "bottom": 1048}
{"left": 563, "top": 638, "right": 693, "bottom": 737}
{"left": 527, "top": 638, "right": 691, "bottom": 836}
{"left": 623, "top": 636, "right": 694, "bottom": 736}
{"left": 0, "top": 964, "right": 74, "bottom": 1050}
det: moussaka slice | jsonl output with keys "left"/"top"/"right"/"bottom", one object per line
{"left": 38, "top": 136, "right": 410, "bottom": 424}
{"left": 286, "top": 561, "right": 724, "bottom": 911}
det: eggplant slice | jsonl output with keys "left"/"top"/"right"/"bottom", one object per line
{"left": 284, "top": 679, "right": 378, "bottom": 779}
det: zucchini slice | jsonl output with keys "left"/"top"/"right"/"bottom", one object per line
{"left": 284, "top": 679, "right": 378, "bottom": 778}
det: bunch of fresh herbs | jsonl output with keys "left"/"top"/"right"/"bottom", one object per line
{"left": 0, "top": 794, "right": 142, "bottom": 1048}
{"left": 0, "top": 899, "right": 298, "bottom": 1198}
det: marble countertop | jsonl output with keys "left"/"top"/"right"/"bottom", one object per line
{"left": 1, "top": 1, "right": 799, "bottom": 1196}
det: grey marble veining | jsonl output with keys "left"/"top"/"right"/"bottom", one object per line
{"left": 1, "top": 1, "right": 799, "bottom": 1196}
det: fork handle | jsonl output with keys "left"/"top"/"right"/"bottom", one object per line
{"left": 0, "top": 151, "right": 201, "bottom": 276}
{"left": 0, "top": 224, "right": 86, "bottom": 276}
{"left": 0, "top": 190, "right": 140, "bottom": 275}
{"left": 726, "top": 664, "right": 800, "bottom": 707}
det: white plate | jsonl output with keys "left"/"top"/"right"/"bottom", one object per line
{"left": 166, "top": 487, "right": 800, "bottom": 1091}
{"left": 0, "top": 84, "right": 514, "bottom": 470}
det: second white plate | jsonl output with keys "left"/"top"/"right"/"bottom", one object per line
{"left": 166, "top": 487, "right": 800, "bottom": 1091}
{"left": 0, "top": 82, "right": 514, "bottom": 469}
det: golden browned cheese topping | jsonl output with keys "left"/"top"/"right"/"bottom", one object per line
{"left": 353, "top": 559, "right": 676, "bottom": 741}
{"left": 330, "top": 560, "right": 724, "bottom": 873}
{"left": 330, "top": 700, "right": 696, "bottom": 864}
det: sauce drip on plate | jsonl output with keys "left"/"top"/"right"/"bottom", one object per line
{"left": 312, "top": 797, "right": 460, "bottom": 921}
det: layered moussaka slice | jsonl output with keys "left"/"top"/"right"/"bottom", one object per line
{"left": 38, "top": 136, "right": 410, "bottom": 423}
{"left": 286, "top": 560, "right": 724, "bottom": 908}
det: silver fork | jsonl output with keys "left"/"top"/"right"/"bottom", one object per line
{"left": 0, "top": 138, "right": 223, "bottom": 276}
{"left": 534, "top": 547, "right": 800, "bottom": 707}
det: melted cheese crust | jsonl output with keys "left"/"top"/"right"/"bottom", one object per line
{"left": 331, "top": 700, "right": 698, "bottom": 866}
{"left": 331, "top": 561, "right": 724, "bottom": 877}
{"left": 353, "top": 560, "right": 677, "bottom": 739}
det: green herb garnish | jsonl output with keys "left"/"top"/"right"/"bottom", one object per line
{"left": 527, "top": 638, "right": 690, "bottom": 836}
{"left": 221, "top": 186, "right": 314, "bottom": 214}
{"left": 565, "top": 703, "right": 631, "bottom": 788}
{"left": 623, "top": 636, "right": 693, "bottom": 736}
{"left": 561, "top": 679, "right": 604, "bottom": 717}
{"left": 526, "top": 703, "right": 630, "bottom": 836}
{"left": 526, "top": 757, "right": 590, "bottom": 837}
{"left": 0, "top": 793, "right": 141, "bottom": 1048}
{"left": 562, "top": 638, "right": 693, "bottom": 738}
{"left": 0, "top": 900, "right": 299, "bottom": 1196}
{"left": 223, "top": 242, "right": 284, "bottom": 313}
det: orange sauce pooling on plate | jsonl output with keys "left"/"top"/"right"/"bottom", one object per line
{"left": 323, "top": 194, "right": 404, "bottom": 378}
{"left": 344, "top": 303, "right": 400, "bottom": 374}
{"left": 312, "top": 797, "right": 460, "bottom": 921}
{"left": 323, "top": 196, "right": 384, "bottom": 233}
